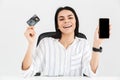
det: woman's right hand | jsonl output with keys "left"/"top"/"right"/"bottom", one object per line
{"left": 22, "top": 26, "right": 36, "bottom": 70}
{"left": 24, "top": 26, "right": 36, "bottom": 45}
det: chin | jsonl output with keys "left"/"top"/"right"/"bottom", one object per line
{"left": 62, "top": 31, "right": 74, "bottom": 35}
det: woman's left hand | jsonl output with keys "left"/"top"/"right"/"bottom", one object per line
{"left": 93, "top": 25, "right": 111, "bottom": 48}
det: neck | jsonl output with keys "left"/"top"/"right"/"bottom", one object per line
{"left": 59, "top": 32, "right": 75, "bottom": 49}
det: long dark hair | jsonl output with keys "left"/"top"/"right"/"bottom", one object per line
{"left": 54, "top": 6, "right": 79, "bottom": 39}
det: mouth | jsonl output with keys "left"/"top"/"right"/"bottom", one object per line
{"left": 63, "top": 25, "right": 72, "bottom": 29}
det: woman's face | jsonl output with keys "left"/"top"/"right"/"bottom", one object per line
{"left": 57, "top": 10, "right": 76, "bottom": 35}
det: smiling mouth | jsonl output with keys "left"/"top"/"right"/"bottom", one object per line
{"left": 63, "top": 25, "right": 72, "bottom": 29}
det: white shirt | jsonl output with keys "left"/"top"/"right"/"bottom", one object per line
{"left": 22, "top": 37, "right": 95, "bottom": 77}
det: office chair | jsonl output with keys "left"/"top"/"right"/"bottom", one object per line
{"left": 34, "top": 32, "right": 87, "bottom": 76}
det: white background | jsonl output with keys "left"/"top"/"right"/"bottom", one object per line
{"left": 0, "top": 0, "right": 120, "bottom": 77}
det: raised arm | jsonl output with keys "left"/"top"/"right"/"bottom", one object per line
{"left": 90, "top": 25, "right": 111, "bottom": 73}
{"left": 90, "top": 27, "right": 102, "bottom": 73}
{"left": 22, "top": 26, "right": 36, "bottom": 70}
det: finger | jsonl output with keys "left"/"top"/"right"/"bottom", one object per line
{"left": 109, "top": 29, "right": 112, "bottom": 35}
{"left": 25, "top": 29, "right": 36, "bottom": 37}
{"left": 95, "top": 26, "right": 99, "bottom": 34}
{"left": 28, "top": 29, "right": 36, "bottom": 35}
{"left": 24, "top": 31, "right": 29, "bottom": 37}
{"left": 30, "top": 30, "right": 36, "bottom": 35}
{"left": 109, "top": 24, "right": 112, "bottom": 30}
{"left": 109, "top": 24, "right": 112, "bottom": 35}
{"left": 27, "top": 26, "right": 35, "bottom": 30}
{"left": 94, "top": 26, "right": 99, "bottom": 39}
{"left": 26, "top": 28, "right": 35, "bottom": 33}
{"left": 96, "top": 26, "right": 99, "bottom": 30}
{"left": 27, "top": 26, "right": 34, "bottom": 28}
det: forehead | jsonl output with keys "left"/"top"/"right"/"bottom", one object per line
{"left": 58, "top": 10, "right": 74, "bottom": 17}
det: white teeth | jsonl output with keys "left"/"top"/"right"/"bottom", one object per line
{"left": 63, "top": 25, "right": 72, "bottom": 28}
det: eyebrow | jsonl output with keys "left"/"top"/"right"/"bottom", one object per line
{"left": 58, "top": 14, "right": 73, "bottom": 18}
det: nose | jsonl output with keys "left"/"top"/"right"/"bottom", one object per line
{"left": 64, "top": 18, "right": 69, "bottom": 23}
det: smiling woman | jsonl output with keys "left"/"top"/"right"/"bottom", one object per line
{"left": 57, "top": 10, "right": 76, "bottom": 35}
{"left": 21, "top": 6, "right": 109, "bottom": 77}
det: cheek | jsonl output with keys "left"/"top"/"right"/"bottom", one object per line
{"left": 73, "top": 20, "right": 76, "bottom": 28}
{"left": 58, "top": 21, "right": 63, "bottom": 29}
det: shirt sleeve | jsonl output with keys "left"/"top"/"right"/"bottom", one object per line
{"left": 81, "top": 40, "right": 96, "bottom": 77}
{"left": 21, "top": 39, "right": 46, "bottom": 78}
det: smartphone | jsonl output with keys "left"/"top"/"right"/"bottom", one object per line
{"left": 27, "top": 14, "right": 40, "bottom": 26}
{"left": 99, "top": 18, "right": 109, "bottom": 38}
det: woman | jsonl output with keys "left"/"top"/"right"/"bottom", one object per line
{"left": 22, "top": 6, "right": 107, "bottom": 77}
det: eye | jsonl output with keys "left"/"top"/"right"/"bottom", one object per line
{"left": 68, "top": 17, "right": 73, "bottom": 19}
{"left": 59, "top": 18, "right": 64, "bottom": 21}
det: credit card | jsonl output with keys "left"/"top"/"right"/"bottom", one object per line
{"left": 27, "top": 14, "right": 40, "bottom": 26}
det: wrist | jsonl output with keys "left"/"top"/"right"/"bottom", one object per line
{"left": 93, "top": 44, "right": 100, "bottom": 48}
{"left": 93, "top": 41, "right": 101, "bottom": 48}
{"left": 28, "top": 43, "right": 35, "bottom": 48}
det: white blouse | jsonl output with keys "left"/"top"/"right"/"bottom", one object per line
{"left": 22, "top": 37, "right": 95, "bottom": 77}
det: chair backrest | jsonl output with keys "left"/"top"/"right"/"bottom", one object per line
{"left": 36, "top": 32, "right": 87, "bottom": 46}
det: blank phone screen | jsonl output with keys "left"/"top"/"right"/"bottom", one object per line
{"left": 99, "top": 18, "right": 109, "bottom": 38}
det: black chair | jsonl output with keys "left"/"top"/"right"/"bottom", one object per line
{"left": 36, "top": 32, "right": 87, "bottom": 47}
{"left": 34, "top": 32, "right": 87, "bottom": 76}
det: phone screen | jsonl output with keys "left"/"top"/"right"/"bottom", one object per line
{"left": 99, "top": 18, "right": 109, "bottom": 38}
